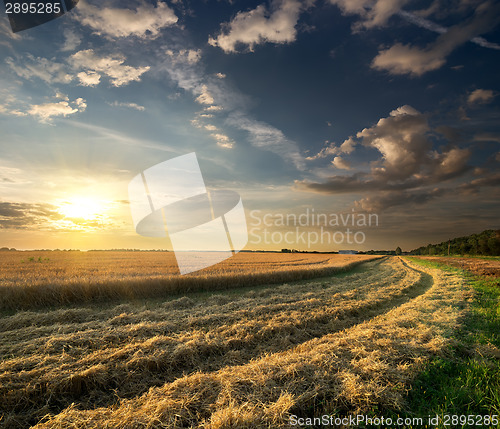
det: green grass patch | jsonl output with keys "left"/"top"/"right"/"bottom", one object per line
{"left": 398, "top": 257, "right": 500, "bottom": 428}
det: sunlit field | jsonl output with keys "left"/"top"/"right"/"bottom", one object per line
{"left": 0, "top": 254, "right": 484, "bottom": 428}
{"left": 0, "top": 251, "right": 376, "bottom": 311}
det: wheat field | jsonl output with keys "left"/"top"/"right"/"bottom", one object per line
{"left": 0, "top": 251, "right": 375, "bottom": 311}
{"left": 0, "top": 254, "right": 468, "bottom": 428}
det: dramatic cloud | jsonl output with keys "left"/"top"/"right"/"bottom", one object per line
{"left": 467, "top": 89, "right": 495, "bottom": 105}
{"left": 357, "top": 105, "right": 431, "bottom": 180}
{"left": 296, "top": 106, "right": 474, "bottom": 210}
{"left": 76, "top": 0, "right": 178, "bottom": 39}
{"left": 209, "top": 0, "right": 306, "bottom": 53}
{"left": 372, "top": 3, "right": 500, "bottom": 76}
{"left": 70, "top": 49, "right": 150, "bottom": 87}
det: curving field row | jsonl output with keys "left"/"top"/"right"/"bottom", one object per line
{"left": 0, "top": 256, "right": 468, "bottom": 428}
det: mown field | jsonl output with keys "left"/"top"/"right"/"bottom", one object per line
{"left": 0, "top": 253, "right": 498, "bottom": 428}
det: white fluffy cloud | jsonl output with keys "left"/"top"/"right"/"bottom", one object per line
{"left": 209, "top": 0, "right": 306, "bottom": 53}
{"left": 27, "top": 97, "right": 86, "bottom": 122}
{"left": 77, "top": 71, "right": 101, "bottom": 86}
{"left": 76, "top": 0, "right": 178, "bottom": 39}
{"left": 70, "top": 49, "right": 150, "bottom": 87}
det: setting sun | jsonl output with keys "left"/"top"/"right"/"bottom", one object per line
{"left": 58, "top": 197, "right": 107, "bottom": 220}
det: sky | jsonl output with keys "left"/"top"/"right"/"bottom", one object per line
{"left": 0, "top": 0, "right": 499, "bottom": 252}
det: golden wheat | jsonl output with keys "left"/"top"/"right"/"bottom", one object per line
{"left": 0, "top": 251, "right": 377, "bottom": 310}
{"left": 0, "top": 256, "right": 468, "bottom": 428}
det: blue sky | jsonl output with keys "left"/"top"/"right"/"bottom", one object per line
{"left": 0, "top": 0, "right": 499, "bottom": 251}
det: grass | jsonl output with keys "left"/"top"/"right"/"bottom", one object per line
{"left": 391, "top": 257, "right": 500, "bottom": 429}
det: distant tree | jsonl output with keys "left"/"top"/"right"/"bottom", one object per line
{"left": 408, "top": 229, "right": 500, "bottom": 256}
{"left": 467, "top": 238, "right": 478, "bottom": 255}
{"left": 395, "top": 246, "right": 402, "bottom": 255}
{"left": 478, "top": 237, "right": 489, "bottom": 255}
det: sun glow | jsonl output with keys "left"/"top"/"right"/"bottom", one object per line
{"left": 58, "top": 197, "right": 107, "bottom": 220}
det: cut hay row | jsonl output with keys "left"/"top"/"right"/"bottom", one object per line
{"left": 0, "top": 257, "right": 464, "bottom": 428}
{"left": 29, "top": 258, "right": 466, "bottom": 429}
{"left": 0, "top": 253, "right": 379, "bottom": 311}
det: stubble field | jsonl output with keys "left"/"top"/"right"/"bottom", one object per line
{"left": 0, "top": 252, "right": 475, "bottom": 427}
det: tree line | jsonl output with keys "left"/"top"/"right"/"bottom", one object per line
{"left": 409, "top": 229, "right": 500, "bottom": 256}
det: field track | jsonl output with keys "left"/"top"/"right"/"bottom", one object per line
{"left": 0, "top": 256, "right": 467, "bottom": 428}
